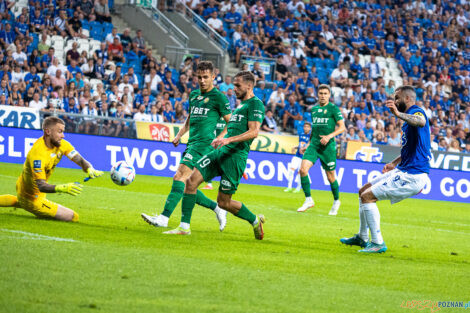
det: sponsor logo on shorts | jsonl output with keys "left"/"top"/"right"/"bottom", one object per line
{"left": 149, "top": 124, "right": 170, "bottom": 141}
{"left": 221, "top": 179, "right": 231, "bottom": 187}
{"left": 327, "top": 162, "right": 335, "bottom": 166}
{"left": 33, "top": 160, "right": 41, "bottom": 168}
{"left": 184, "top": 153, "right": 193, "bottom": 161}
{"left": 394, "top": 175, "right": 401, "bottom": 182}
{"left": 221, "top": 187, "right": 231, "bottom": 191}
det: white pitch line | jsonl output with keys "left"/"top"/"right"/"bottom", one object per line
{"left": 0, "top": 228, "right": 78, "bottom": 242}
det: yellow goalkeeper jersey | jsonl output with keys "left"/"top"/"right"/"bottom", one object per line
{"left": 17, "top": 137, "right": 77, "bottom": 200}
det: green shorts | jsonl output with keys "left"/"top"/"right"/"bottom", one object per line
{"left": 302, "top": 143, "right": 337, "bottom": 171}
{"left": 180, "top": 144, "right": 214, "bottom": 169}
{"left": 195, "top": 149, "right": 246, "bottom": 195}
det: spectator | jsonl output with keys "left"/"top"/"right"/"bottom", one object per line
{"left": 207, "top": 12, "right": 224, "bottom": 35}
{"left": 134, "top": 104, "right": 151, "bottom": 122}
{"left": 95, "top": 0, "right": 112, "bottom": 23}
{"left": 261, "top": 110, "right": 279, "bottom": 133}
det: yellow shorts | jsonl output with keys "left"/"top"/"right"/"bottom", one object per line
{"left": 17, "top": 194, "right": 59, "bottom": 219}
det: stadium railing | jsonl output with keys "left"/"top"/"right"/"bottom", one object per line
{"left": 150, "top": 6, "right": 190, "bottom": 47}
{"left": 39, "top": 111, "right": 137, "bottom": 139}
{"left": 179, "top": 3, "right": 229, "bottom": 52}
{"left": 164, "top": 46, "right": 223, "bottom": 72}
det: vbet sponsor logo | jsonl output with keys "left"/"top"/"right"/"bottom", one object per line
{"left": 0, "top": 127, "right": 468, "bottom": 203}
{"left": 400, "top": 299, "right": 470, "bottom": 313}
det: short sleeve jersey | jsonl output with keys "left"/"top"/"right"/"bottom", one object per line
{"left": 310, "top": 102, "right": 343, "bottom": 146}
{"left": 222, "top": 96, "right": 265, "bottom": 156}
{"left": 188, "top": 88, "right": 231, "bottom": 146}
{"left": 397, "top": 105, "right": 431, "bottom": 174}
{"left": 19, "top": 137, "right": 77, "bottom": 198}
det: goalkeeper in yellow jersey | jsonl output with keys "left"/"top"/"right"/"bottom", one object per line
{"left": 0, "top": 116, "right": 103, "bottom": 222}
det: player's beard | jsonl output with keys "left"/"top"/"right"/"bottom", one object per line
{"left": 397, "top": 100, "right": 407, "bottom": 113}
{"left": 51, "top": 138, "right": 61, "bottom": 147}
{"left": 236, "top": 90, "right": 246, "bottom": 100}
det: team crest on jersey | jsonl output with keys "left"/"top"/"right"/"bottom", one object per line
{"left": 197, "top": 96, "right": 203, "bottom": 100}
{"left": 204, "top": 98, "right": 209, "bottom": 103}
{"left": 33, "top": 160, "right": 41, "bottom": 168}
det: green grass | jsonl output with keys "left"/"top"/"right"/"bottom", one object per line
{"left": 0, "top": 162, "right": 469, "bottom": 313}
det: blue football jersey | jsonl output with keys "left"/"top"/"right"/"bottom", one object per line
{"left": 295, "top": 131, "right": 311, "bottom": 158}
{"left": 397, "top": 105, "right": 431, "bottom": 174}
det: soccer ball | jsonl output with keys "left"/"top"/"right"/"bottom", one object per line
{"left": 110, "top": 161, "right": 135, "bottom": 186}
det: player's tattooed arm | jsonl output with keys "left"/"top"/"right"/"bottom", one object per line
{"left": 397, "top": 112, "right": 426, "bottom": 127}
{"left": 36, "top": 179, "right": 56, "bottom": 193}
{"left": 71, "top": 153, "right": 92, "bottom": 172}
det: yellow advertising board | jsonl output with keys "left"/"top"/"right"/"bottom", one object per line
{"left": 345, "top": 141, "right": 386, "bottom": 162}
{"left": 136, "top": 121, "right": 298, "bottom": 154}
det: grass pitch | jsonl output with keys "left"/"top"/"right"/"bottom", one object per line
{"left": 0, "top": 163, "right": 468, "bottom": 313}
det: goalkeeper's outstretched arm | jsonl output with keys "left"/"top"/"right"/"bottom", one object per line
{"left": 72, "top": 153, "right": 103, "bottom": 179}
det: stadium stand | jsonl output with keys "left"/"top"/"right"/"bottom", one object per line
{"left": 0, "top": 0, "right": 468, "bottom": 153}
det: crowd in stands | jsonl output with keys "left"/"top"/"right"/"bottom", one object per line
{"left": 194, "top": 0, "right": 470, "bottom": 153}
{"left": 0, "top": 0, "right": 469, "bottom": 154}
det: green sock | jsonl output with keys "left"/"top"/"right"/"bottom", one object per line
{"left": 196, "top": 189, "right": 217, "bottom": 210}
{"left": 301, "top": 175, "right": 311, "bottom": 197}
{"left": 161, "top": 180, "right": 185, "bottom": 218}
{"left": 181, "top": 193, "right": 197, "bottom": 224}
{"left": 235, "top": 203, "right": 256, "bottom": 224}
{"left": 331, "top": 180, "right": 340, "bottom": 201}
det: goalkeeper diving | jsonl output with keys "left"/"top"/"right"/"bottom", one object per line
{"left": 0, "top": 116, "right": 103, "bottom": 222}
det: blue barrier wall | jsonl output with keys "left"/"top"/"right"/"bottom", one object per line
{"left": 0, "top": 127, "right": 469, "bottom": 203}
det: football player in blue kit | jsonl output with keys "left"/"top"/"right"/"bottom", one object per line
{"left": 341, "top": 86, "right": 431, "bottom": 253}
{"left": 284, "top": 122, "right": 311, "bottom": 193}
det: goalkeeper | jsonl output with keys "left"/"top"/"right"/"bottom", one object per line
{"left": 0, "top": 116, "right": 103, "bottom": 222}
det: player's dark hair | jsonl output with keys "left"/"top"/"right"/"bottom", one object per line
{"left": 234, "top": 70, "right": 256, "bottom": 85}
{"left": 196, "top": 61, "right": 214, "bottom": 73}
{"left": 42, "top": 116, "right": 65, "bottom": 130}
{"left": 396, "top": 85, "right": 416, "bottom": 100}
{"left": 318, "top": 84, "right": 331, "bottom": 93}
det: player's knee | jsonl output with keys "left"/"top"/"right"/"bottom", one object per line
{"left": 184, "top": 176, "right": 197, "bottom": 192}
{"left": 299, "top": 167, "right": 308, "bottom": 177}
{"left": 216, "top": 195, "right": 230, "bottom": 210}
{"left": 360, "top": 191, "right": 375, "bottom": 204}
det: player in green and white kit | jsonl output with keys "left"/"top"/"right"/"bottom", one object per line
{"left": 202, "top": 118, "right": 227, "bottom": 190}
{"left": 141, "top": 61, "right": 232, "bottom": 231}
{"left": 164, "top": 71, "right": 266, "bottom": 240}
{"left": 297, "top": 84, "right": 346, "bottom": 215}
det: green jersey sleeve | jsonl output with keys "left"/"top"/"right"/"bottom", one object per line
{"left": 248, "top": 98, "right": 265, "bottom": 123}
{"left": 332, "top": 105, "right": 344, "bottom": 123}
{"left": 217, "top": 93, "right": 232, "bottom": 117}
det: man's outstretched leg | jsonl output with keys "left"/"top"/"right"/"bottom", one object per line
{"left": 0, "top": 194, "right": 18, "bottom": 207}
{"left": 216, "top": 192, "right": 265, "bottom": 240}
{"left": 163, "top": 168, "right": 205, "bottom": 235}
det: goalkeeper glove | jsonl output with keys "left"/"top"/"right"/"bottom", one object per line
{"left": 55, "top": 183, "right": 82, "bottom": 196}
{"left": 87, "top": 167, "right": 103, "bottom": 179}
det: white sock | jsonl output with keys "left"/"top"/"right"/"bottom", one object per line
{"left": 179, "top": 222, "right": 190, "bottom": 230}
{"left": 305, "top": 196, "right": 313, "bottom": 203}
{"left": 287, "top": 168, "right": 295, "bottom": 188}
{"left": 362, "top": 203, "right": 383, "bottom": 244}
{"left": 214, "top": 206, "right": 221, "bottom": 214}
{"left": 252, "top": 216, "right": 258, "bottom": 226}
{"left": 358, "top": 199, "right": 369, "bottom": 241}
{"left": 295, "top": 173, "right": 301, "bottom": 189}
